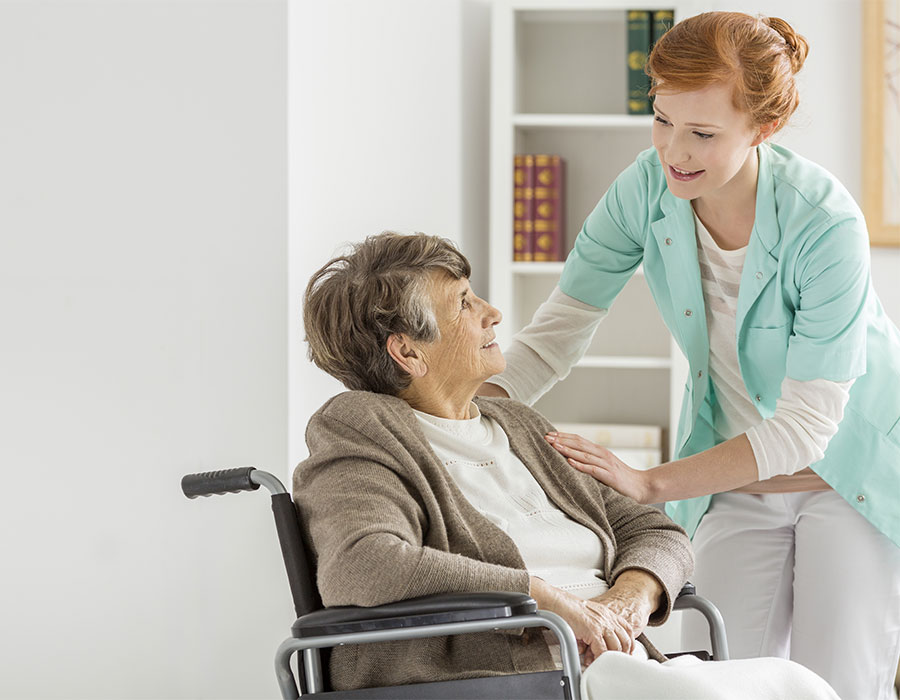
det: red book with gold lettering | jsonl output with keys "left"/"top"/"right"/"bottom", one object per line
{"left": 532, "top": 154, "right": 564, "bottom": 261}
{"left": 513, "top": 155, "right": 535, "bottom": 260}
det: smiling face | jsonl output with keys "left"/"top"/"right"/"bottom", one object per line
{"left": 422, "top": 273, "right": 505, "bottom": 387}
{"left": 651, "top": 83, "right": 768, "bottom": 205}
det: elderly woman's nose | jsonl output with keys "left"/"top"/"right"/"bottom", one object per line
{"left": 484, "top": 302, "right": 502, "bottom": 326}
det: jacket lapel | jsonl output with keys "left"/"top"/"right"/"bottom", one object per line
{"left": 735, "top": 144, "right": 782, "bottom": 338}
{"left": 649, "top": 189, "right": 710, "bottom": 386}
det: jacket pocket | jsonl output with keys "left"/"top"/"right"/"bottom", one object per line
{"left": 741, "top": 323, "right": 791, "bottom": 404}
{"left": 887, "top": 415, "right": 900, "bottom": 445}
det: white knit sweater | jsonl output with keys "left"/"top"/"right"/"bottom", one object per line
{"left": 413, "top": 403, "right": 610, "bottom": 600}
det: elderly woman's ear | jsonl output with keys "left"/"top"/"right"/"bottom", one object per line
{"left": 386, "top": 334, "right": 428, "bottom": 378}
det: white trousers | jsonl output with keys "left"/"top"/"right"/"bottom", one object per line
{"left": 681, "top": 490, "right": 900, "bottom": 700}
{"left": 581, "top": 652, "right": 839, "bottom": 700}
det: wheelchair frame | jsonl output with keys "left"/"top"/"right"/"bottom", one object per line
{"left": 183, "top": 466, "right": 729, "bottom": 699}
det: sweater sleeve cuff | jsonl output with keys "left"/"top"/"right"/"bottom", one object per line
{"left": 488, "top": 340, "right": 558, "bottom": 406}
{"left": 745, "top": 425, "right": 771, "bottom": 481}
{"left": 610, "top": 545, "right": 692, "bottom": 625}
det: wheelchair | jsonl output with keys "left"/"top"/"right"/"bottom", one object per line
{"left": 182, "top": 466, "right": 730, "bottom": 699}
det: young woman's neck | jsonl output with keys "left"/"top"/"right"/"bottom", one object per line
{"left": 692, "top": 147, "right": 760, "bottom": 250}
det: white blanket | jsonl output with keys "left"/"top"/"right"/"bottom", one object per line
{"left": 582, "top": 652, "right": 840, "bottom": 700}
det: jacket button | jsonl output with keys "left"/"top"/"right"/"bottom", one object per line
{"left": 684, "top": 309, "right": 693, "bottom": 317}
{"left": 698, "top": 370, "right": 703, "bottom": 378}
{"left": 665, "top": 237, "right": 673, "bottom": 246}
{"left": 755, "top": 271, "right": 763, "bottom": 280}
{"left": 857, "top": 494, "right": 866, "bottom": 503}
{"left": 755, "top": 394, "right": 762, "bottom": 402}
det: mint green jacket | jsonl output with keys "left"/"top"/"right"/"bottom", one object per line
{"left": 559, "top": 143, "right": 900, "bottom": 547}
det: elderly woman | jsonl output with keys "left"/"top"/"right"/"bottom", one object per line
{"left": 295, "top": 232, "right": 838, "bottom": 699}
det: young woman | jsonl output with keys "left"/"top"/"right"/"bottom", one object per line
{"left": 480, "top": 12, "right": 900, "bottom": 700}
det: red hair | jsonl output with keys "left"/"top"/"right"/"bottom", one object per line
{"left": 647, "top": 12, "right": 809, "bottom": 134}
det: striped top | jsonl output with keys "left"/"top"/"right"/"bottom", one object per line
{"left": 694, "top": 213, "right": 761, "bottom": 442}
{"left": 693, "top": 213, "right": 853, "bottom": 480}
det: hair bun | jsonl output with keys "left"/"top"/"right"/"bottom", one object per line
{"left": 764, "top": 16, "right": 809, "bottom": 73}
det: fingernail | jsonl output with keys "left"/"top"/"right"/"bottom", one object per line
{"left": 545, "top": 434, "right": 556, "bottom": 442}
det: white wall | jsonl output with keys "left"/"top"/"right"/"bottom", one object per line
{"left": 288, "top": 0, "right": 492, "bottom": 465}
{"left": 2, "top": 1, "right": 896, "bottom": 698}
{"left": 290, "top": 0, "right": 898, "bottom": 470}
{"left": 691, "top": 0, "right": 900, "bottom": 323}
{"left": 288, "top": 0, "right": 898, "bottom": 658}
{"left": 0, "top": 1, "right": 289, "bottom": 698}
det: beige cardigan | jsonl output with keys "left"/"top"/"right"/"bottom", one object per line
{"left": 294, "top": 391, "right": 693, "bottom": 691}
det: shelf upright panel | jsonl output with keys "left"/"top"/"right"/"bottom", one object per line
{"left": 668, "top": 335, "right": 690, "bottom": 460}
{"left": 490, "top": 0, "right": 517, "bottom": 349}
{"left": 492, "top": 0, "right": 683, "bottom": 444}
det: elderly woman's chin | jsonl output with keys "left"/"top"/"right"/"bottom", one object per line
{"left": 482, "top": 343, "right": 506, "bottom": 380}
{"left": 467, "top": 352, "right": 506, "bottom": 392}
{"left": 430, "top": 345, "right": 505, "bottom": 398}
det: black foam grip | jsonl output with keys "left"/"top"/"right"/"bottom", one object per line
{"left": 271, "top": 493, "right": 322, "bottom": 618}
{"left": 181, "top": 467, "right": 259, "bottom": 499}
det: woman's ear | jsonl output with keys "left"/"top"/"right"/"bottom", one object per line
{"left": 386, "top": 334, "right": 428, "bottom": 378}
{"left": 751, "top": 119, "right": 779, "bottom": 146}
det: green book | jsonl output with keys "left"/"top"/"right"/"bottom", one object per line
{"left": 626, "top": 10, "right": 652, "bottom": 115}
{"left": 652, "top": 10, "right": 675, "bottom": 49}
{"left": 648, "top": 10, "right": 675, "bottom": 110}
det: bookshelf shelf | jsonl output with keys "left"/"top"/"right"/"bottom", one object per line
{"left": 511, "top": 261, "right": 566, "bottom": 275}
{"left": 512, "top": 262, "right": 645, "bottom": 276}
{"left": 513, "top": 114, "right": 655, "bottom": 129}
{"left": 490, "top": 0, "right": 688, "bottom": 461}
{"left": 576, "top": 355, "right": 672, "bottom": 370}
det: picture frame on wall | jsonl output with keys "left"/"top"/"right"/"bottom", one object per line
{"left": 862, "top": 0, "right": 900, "bottom": 247}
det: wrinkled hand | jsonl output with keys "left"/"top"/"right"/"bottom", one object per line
{"left": 581, "top": 585, "right": 655, "bottom": 664}
{"left": 544, "top": 587, "right": 636, "bottom": 665}
{"left": 545, "top": 432, "right": 653, "bottom": 504}
{"left": 577, "top": 596, "right": 645, "bottom": 665}
{"left": 530, "top": 574, "right": 659, "bottom": 667}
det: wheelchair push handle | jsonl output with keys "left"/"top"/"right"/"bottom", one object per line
{"left": 182, "top": 467, "right": 260, "bottom": 499}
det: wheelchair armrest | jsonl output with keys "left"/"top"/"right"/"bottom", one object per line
{"left": 292, "top": 591, "right": 536, "bottom": 638}
{"left": 670, "top": 581, "right": 730, "bottom": 661}
{"left": 676, "top": 582, "right": 696, "bottom": 598}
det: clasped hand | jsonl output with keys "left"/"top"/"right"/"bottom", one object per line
{"left": 530, "top": 573, "right": 659, "bottom": 667}
{"left": 568, "top": 588, "right": 652, "bottom": 665}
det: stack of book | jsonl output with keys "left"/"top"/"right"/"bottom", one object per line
{"left": 626, "top": 9, "right": 675, "bottom": 114}
{"left": 513, "top": 154, "right": 565, "bottom": 261}
{"left": 552, "top": 422, "right": 664, "bottom": 470}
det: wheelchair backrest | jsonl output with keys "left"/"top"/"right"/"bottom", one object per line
{"left": 270, "top": 491, "right": 323, "bottom": 618}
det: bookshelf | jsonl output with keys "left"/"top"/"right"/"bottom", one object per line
{"left": 489, "top": 1, "right": 689, "bottom": 460}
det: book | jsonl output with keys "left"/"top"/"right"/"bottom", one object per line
{"left": 626, "top": 10, "right": 652, "bottom": 114}
{"left": 513, "top": 155, "right": 535, "bottom": 261}
{"left": 552, "top": 423, "right": 662, "bottom": 449}
{"left": 652, "top": 9, "right": 675, "bottom": 50}
{"left": 532, "top": 154, "right": 565, "bottom": 261}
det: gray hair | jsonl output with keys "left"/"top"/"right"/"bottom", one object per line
{"left": 303, "top": 231, "right": 471, "bottom": 395}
